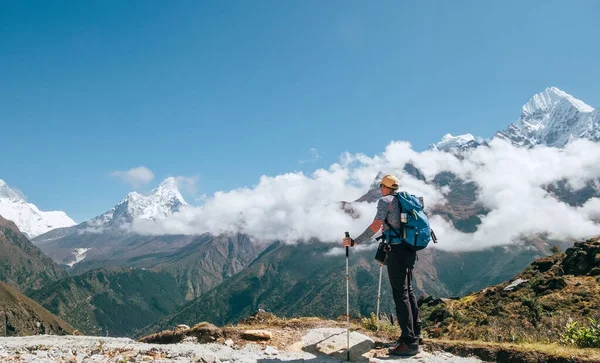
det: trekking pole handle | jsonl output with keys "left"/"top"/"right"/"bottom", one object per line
{"left": 345, "top": 232, "right": 350, "bottom": 257}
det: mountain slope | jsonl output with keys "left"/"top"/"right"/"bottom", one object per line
{"left": 0, "top": 280, "right": 74, "bottom": 336}
{"left": 0, "top": 216, "right": 68, "bottom": 293}
{"left": 29, "top": 233, "right": 266, "bottom": 337}
{"left": 0, "top": 180, "right": 75, "bottom": 238}
{"left": 149, "top": 233, "right": 268, "bottom": 300}
{"left": 141, "top": 235, "right": 557, "bottom": 337}
{"left": 30, "top": 267, "right": 187, "bottom": 337}
{"left": 419, "top": 237, "right": 600, "bottom": 344}
{"left": 33, "top": 177, "right": 189, "bottom": 267}
{"left": 139, "top": 242, "right": 397, "bottom": 335}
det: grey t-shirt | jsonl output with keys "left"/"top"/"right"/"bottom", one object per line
{"left": 354, "top": 193, "right": 402, "bottom": 245}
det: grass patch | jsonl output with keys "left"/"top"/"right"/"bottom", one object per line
{"left": 359, "top": 312, "right": 401, "bottom": 341}
{"left": 427, "top": 338, "right": 600, "bottom": 362}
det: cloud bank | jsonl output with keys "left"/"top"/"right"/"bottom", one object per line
{"left": 110, "top": 166, "right": 155, "bottom": 187}
{"left": 131, "top": 138, "right": 600, "bottom": 251}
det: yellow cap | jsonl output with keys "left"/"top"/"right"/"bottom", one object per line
{"left": 379, "top": 174, "right": 399, "bottom": 190}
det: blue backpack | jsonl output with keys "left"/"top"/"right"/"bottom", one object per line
{"left": 384, "top": 191, "right": 436, "bottom": 251}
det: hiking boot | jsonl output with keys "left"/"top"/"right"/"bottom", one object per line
{"left": 389, "top": 341, "right": 419, "bottom": 356}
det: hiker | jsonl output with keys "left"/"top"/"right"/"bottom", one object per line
{"left": 343, "top": 174, "right": 422, "bottom": 356}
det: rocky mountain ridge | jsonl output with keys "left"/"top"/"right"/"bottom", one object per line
{"left": 0, "top": 216, "right": 67, "bottom": 294}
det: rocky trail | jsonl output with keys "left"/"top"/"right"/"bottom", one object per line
{"left": 0, "top": 328, "right": 482, "bottom": 363}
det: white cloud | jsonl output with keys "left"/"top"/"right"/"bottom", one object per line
{"left": 110, "top": 166, "right": 155, "bottom": 187}
{"left": 175, "top": 176, "right": 199, "bottom": 195}
{"left": 131, "top": 138, "right": 600, "bottom": 251}
{"left": 299, "top": 148, "right": 323, "bottom": 164}
{"left": 325, "top": 242, "right": 378, "bottom": 257}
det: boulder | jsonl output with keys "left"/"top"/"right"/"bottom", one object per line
{"left": 503, "top": 278, "right": 529, "bottom": 291}
{"left": 562, "top": 240, "right": 600, "bottom": 276}
{"left": 531, "top": 258, "right": 555, "bottom": 273}
{"left": 241, "top": 330, "right": 272, "bottom": 341}
{"left": 302, "top": 328, "right": 373, "bottom": 361}
{"left": 189, "top": 322, "right": 223, "bottom": 343}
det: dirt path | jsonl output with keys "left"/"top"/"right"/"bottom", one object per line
{"left": 0, "top": 330, "right": 484, "bottom": 363}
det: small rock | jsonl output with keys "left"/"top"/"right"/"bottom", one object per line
{"left": 503, "top": 278, "right": 528, "bottom": 291}
{"left": 264, "top": 346, "right": 279, "bottom": 355}
{"left": 241, "top": 330, "right": 272, "bottom": 341}
{"left": 198, "top": 355, "right": 219, "bottom": 363}
{"left": 224, "top": 339, "right": 234, "bottom": 347}
{"left": 76, "top": 352, "right": 87, "bottom": 362}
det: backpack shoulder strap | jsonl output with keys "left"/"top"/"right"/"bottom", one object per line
{"left": 384, "top": 193, "right": 404, "bottom": 239}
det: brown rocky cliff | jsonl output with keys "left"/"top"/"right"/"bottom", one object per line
{"left": 0, "top": 215, "right": 68, "bottom": 293}
{"left": 0, "top": 280, "right": 74, "bottom": 336}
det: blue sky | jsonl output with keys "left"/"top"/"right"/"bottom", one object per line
{"left": 1, "top": 0, "right": 599, "bottom": 223}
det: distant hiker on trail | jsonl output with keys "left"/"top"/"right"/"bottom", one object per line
{"left": 344, "top": 174, "right": 422, "bottom": 356}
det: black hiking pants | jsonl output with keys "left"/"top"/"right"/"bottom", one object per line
{"left": 386, "top": 244, "right": 421, "bottom": 344}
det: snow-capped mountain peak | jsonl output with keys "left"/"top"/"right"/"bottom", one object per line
{"left": 0, "top": 179, "right": 76, "bottom": 238}
{"left": 153, "top": 177, "right": 186, "bottom": 204}
{"left": 87, "top": 177, "right": 187, "bottom": 229}
{"left": 0, "top": 179, "right": 22, "bottom": 201}
{"left": 522, "top": 86, "right": 594, "bottom": 116}
{"left": 429, "top": 133, "right": 480, "bottom": 152}
{"left": 496, "top": 87, "right": 599, "bottom": 148}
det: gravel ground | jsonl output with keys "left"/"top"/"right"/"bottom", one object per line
{"left": 0, "top": 332, "right": 484, "bottom": 363}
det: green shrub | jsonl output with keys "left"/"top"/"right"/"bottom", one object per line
{"left": 360, "top": 312, "right": 400, "bottom": 335}
{"left": 561, "top": 318, "right": 600, "bottom": 348}
{"left": 361, "top": 313, "right": 378, "bottom": 331}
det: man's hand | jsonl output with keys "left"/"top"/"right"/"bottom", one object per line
{"left": 343, "top": 237, "right": 355, "bottom": 247}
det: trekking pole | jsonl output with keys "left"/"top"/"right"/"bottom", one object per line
{"left": 376, "top": 263, "right": 383, "bottom": 329}
{"left": 345, "top": 231, "right": 350, "bottom": 361}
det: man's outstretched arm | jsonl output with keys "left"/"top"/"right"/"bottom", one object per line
{"left": 352, "top": 198, "right": 388, "bottom": 245}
